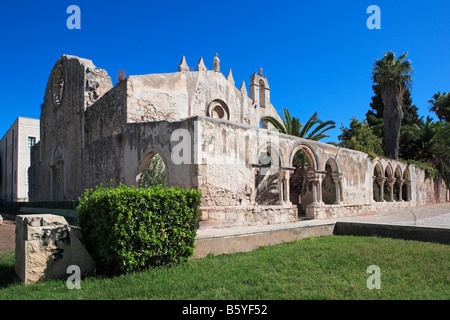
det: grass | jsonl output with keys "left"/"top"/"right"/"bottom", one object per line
{"left": 0, "top": 235, "right": 448, "bottom": 300}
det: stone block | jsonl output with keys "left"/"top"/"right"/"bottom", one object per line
{"left": 15, "top": 214, "right": 95, "bottom": 285}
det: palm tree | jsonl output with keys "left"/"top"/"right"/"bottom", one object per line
{"left": 428, "top": 91, "right": 450, "bottom": 122}
{"left": 415, "top": 117, "right": 450, "bottom": 186}
{"left": 261, "top": 108, "right": 336, "bottom": 141}
{"left": 371, "top": 51, "right": 413, "bottom": 159}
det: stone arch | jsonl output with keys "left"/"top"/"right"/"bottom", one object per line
{"left": 394, "top": 166, "right": 403, "bottom": 201}
{"left": 289, "top": 142, "right": 318, "bottom": 171}
{"left": 322, "top": 157, "right": 342, "bottom": 205}
{"left": 50, "top": 143, "right": 66, "bottom": 201}
{"left": 373, "top": 161, "right": 384, "bottom": 202}
{"left": 136, "top": 149, "right": 168, "bottom": 187}
{"left": 373, "top": 161, "right": 384, "bottom": 178}
{"left": 207, "top": 99, "right": 230, "bottom": 120}
{"left": 255, "top": 143, "right": 283, "bottom": 205}
{"left": 402, "top": 167, "right": 411, "bottom": 201}
{"left": 257, "top": 142, "right": 283, "bottom": 169}
{"left": 385, "top": 162, "right": 394, "bottom": 178}
{"left": 322, "top": 156, "right": 341, "bottom": 172}
{"left": 384, "top": 163, "right": 395, "bottom": 201}
{"left": 403, "top": 167, "right": 411, "bottom": 180}
{"left": 288, "top": 142, "right": 319, "bottom": 216}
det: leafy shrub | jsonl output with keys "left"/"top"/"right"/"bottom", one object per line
{"left": 399, "top": 159, "right": 437, "bottom": 180}
{"left": 77, "top": 184, "right": 201, "bottom": 276}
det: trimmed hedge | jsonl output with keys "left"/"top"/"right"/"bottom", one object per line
{"left": 77, "top": 184, "right": 201, "bottom": 276}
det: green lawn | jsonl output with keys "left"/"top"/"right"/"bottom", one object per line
{"left": 0, "top": 235, "right": 448, "bottom": 300}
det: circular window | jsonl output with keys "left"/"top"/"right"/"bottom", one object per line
{"left": 207, "top": 99, "right": 229, "bottom": 120}
{"left": 52, "top": 64, "right": 64, "bottom": 108}
{"left": 211, "top": 105, "right": 225, "bottom": 119}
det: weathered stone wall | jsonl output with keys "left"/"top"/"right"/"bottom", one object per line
{"left": 84, "top": 81, "right": 126, "bottom": 143}
{"left": 125, "top": 69, "right": 280, "bottom": 128}
{"left": 121, "top": 118, "right": 199, "bottom": 190}
{"left": 30, "top": 55, "right": 112, "bottom": 201}
{"left": 192, "top": 117, "right": 448, "bottom": 225}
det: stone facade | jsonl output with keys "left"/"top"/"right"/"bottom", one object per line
{"left": 0, "top": 117, "right": 40, "bottom": 202}
{"left": 29, "top": 54, "right": 448, "bottom": 229}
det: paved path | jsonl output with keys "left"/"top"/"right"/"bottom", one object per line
{"left": 334, "top": 203, "right": 450, "bottom": 228}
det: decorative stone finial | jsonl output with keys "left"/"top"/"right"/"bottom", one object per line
{"left": 258, "top": 68, "right": 263, "bottom": 75}
{"left": 178, "top": 56, "right": 189, "bottom": 72}
{"left": 213, "top": 53, "right": 220, "bottom": 72}
{"left": 240, "top": 81, "right": 247, "bottom": 94}
{"left": 226, "top": 69, "right": 234, "bottom": 84}
{"left": 197, "top": 57, "right": 207, "bottom": 71}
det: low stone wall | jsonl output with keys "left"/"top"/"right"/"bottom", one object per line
{"left": 195, "top": 221, "right": 336, "bottom": 258}
{"left": 15, "top": 214, "right": 95, "bottom": 284}
{"left": 198, "top": 205, "right": 297, "bottom": 229}
{"left": 311, "top": 200, "right": 415, "bottom": 220}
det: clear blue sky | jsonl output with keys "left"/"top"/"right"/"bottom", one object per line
{"left": 1, "top": 0, "right": 449, "bottom": 142}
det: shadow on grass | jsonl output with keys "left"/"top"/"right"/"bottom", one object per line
{"left": 0, "top": 251, "right": 18, "bottom": 288}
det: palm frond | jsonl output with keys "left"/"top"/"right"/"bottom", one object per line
{"left": 260, "top": 116, "right": 286, "bottom": 134}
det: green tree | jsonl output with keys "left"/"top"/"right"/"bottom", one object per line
{"left": 428, "top": 91, "right": 450, "bottom": 122}
{"left": 414, "top": 117, "right": 450, "bottom": 186}
{"left": 338, "top": 117, "right": 384, "bottom": 158}
{"left": 371, "top": 51, "right": 413, "bottom": 159}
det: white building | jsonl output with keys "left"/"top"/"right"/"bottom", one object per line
{"left": 0, "top": 117, "right": 40, "bottom": 202}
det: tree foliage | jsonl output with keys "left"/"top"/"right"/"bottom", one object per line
{"left": 138, "top": 154, "right": 167, "bottom": 188}
{"left": 339, "top": 117, "right": 384, "bottom": 158}
{"left": 428, "top": 91, "right": 450, "bottom": 122}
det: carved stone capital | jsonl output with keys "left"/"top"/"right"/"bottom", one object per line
{"left": 387, "top": 177, "right": 396, "bottom": 185}
{"left": 331, "top": 173, "right": 342, "bottom": 184}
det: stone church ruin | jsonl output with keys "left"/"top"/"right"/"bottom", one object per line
{"left": 29, "top": 54, "right": 448, "bottom": 229}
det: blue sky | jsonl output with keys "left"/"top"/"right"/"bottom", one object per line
{"left": 1, "top": 0, "right": 449, "bottom": 142}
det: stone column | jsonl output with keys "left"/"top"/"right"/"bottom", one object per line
{"left": 318, "top": 173, "right": 325, "bottom": 204}
{"left": 277, "top": 170, "right": 284, "bottom": 205}
{"left": 376, "top": 177, "right": 386, "bottom": 202}
{"left": 284, "top": 170, "right": 292, "bottom": 205}
{"left": 387, "top": 177, "right": 396, "bottom": 202}
{"left": 397, "top": 178, "right": 404, "bottom": 202}
{"left": 404, "top": 179, "right": 411, "bottom": 202}
{"left": 332, "top": 173, "right": 342, "bottom": 204}
{"left": 308, "top": 171, "right": 321, "bottom": 205}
